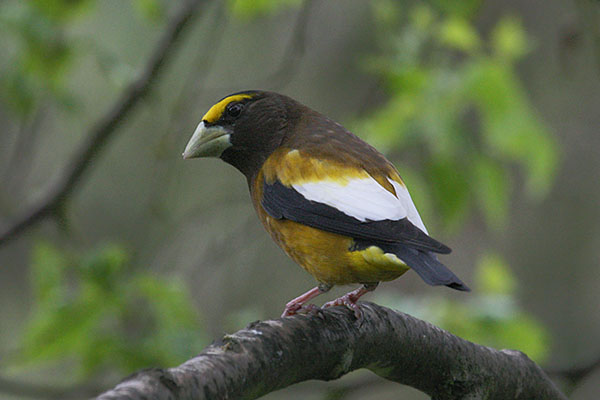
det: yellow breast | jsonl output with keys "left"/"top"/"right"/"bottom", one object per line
{"left": 261, "top": 215, "right": 408, "bottom": 285}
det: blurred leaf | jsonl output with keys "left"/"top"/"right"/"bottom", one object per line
{"left": 134, "top": 0, "right": 165, "bottom": 22}
{"left": 0, "top": 70, "right": 37, "bottom": 116}
{"left": 499, "top": 315, "right": 549, "bottom": 362}
{"left": 472, "top": 157, "right": 509, "bottom": 229}
{"left": 355, "top": 95, "right": 415, "bottom": 152}
{"left": 466, "top": 60, "right": 558, "bottom": 198}
{"left": 228, "top": 0, "right": 303, "bottom": 19}
{"left": 374, "top": 258, "right": 549, "bottom": 362}
{"left": 31, "top": 241, "right": 69, "bottom": 303}
{"left": 79, "top": 243, "right": 129, "bottom": 292}
{"left": 429, "top": 0, "right": 483, "bottom": 18}
{"left": 364, "top": 4, "right": 558, "bottom": 232}
{"left": 426, "top": 157, "right": 471, "bottom": 230}
{"left": 224, "top": 306, "right": 265, "bottom": 332}
{"left": 492, "top": 17, "right": 529, "bottom": 61}
{"left": 0, "top": 0, "right": 86, "bottom": 116}
{"left": 409, "top": 5, "right": 434, "bottom": 32}
{"left": 475, "top": 253, "right": 515, "bottom": 295}
{"left": 30, "top": 0, "right": 94, "bottom": 22}
{"left": 136, "top": 275, "right": 199, "bottom": 325}
{"left": 17, "top": 242, "right": 206, "bottom": 378}
{"left": 437, "top": 16, "right": 481, "bottom": 53}
{"left": 20, "top": 299, "right": 108, "bottom": 365}
{"left": 522, "top": 129, "right": 558, "bottom": 198}
{"left": 371, "top": 0, "right": 401, "bottom": 29}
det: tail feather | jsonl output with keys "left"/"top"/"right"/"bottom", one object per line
{"left": 392, "top": 244, "right": 470, "bottom": 291}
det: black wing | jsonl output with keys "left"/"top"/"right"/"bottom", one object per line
{"left": 262, "top": 179, "right": 451, "bottom": 254}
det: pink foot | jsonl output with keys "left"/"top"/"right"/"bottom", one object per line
{"left": 322, "top": 283, "right": 379, "bottom": 321}
{"left": 281, "top": 302, "right": 303, "bottom": 317}
{"left": 281, "top": 303, "right": 321, "bottom": 317}
{"left": 281, "top": 284, "right": 332, "bottom": 318}
{"left": 323, "top": 293, "right": 363, "bottom": 319}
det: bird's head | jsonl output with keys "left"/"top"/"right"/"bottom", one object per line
{"left": 183, "top": 90, "right": 300, "bottom": 178}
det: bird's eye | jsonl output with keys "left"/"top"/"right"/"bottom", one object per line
{"left": 226, "top": 102, "right": 244, "bottom": 118}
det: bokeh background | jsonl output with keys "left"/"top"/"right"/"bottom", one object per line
{"left": 0, "top": 0, "right": 599, "bottom": 399}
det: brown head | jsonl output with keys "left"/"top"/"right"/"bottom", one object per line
{"left": 182, "top": 90, "right": 305, "bottom": 179}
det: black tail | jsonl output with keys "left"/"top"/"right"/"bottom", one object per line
{"left": 392, "top": 244, "right": 470, "bottom": 291}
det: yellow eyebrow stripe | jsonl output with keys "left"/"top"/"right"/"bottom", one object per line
{"left": 202, "top": 94, "right": 254, "bottom": 123}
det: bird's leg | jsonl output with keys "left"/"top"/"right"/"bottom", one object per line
{"left": 322, "top": 282, "right": 379, "bottom": 320}
{"left": 281, "top": 283, "right": 332, "bottom": 317}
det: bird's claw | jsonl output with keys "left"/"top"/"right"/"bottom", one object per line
{"left": 281, "top": 303, "right": 322, "bottom": 317}
{"left": 323, "top": 294, "right": 363, "bottom": 321}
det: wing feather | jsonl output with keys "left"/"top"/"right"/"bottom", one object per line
{"left": 262, "top": 179, "right": 451, "bottom": 254}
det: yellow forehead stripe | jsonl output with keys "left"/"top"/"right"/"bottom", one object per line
{"left": 202, "top": 94, "right": 253, "bottom": 123}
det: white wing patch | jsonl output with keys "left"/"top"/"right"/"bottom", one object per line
{"left": 389, "top": 180, "right": 428, "bottom": 234}
{"left": 292, "top": 177, "right": 428, "bottom": 233}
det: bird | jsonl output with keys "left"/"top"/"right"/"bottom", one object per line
{"left": 183, "top": 90, "right": 469, "bottom": 319}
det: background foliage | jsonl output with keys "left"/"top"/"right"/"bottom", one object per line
{"left": 0, "top": 0, "right": 598, "bottom": 399}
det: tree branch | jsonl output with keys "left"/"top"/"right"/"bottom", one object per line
{"left": 547, "top": 354, "right": 600, "bottom": 387}
{"left": 96, "top": 302, "right": 566, "bottom": 400}
{"left": 0, "top": 0, "right": 204, "bottom": 247}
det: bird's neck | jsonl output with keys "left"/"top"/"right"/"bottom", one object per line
{"left": 220, "top": 147, "right": 267, "bottom": 181}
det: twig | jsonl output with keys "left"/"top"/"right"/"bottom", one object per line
{"left": 149, "top": 0, "right": 228, "bottom": 214}
{"left": 203, "top": 0, "right": 313, "bottom": 94}
{"left": 0, "top": 0, "right": 204, "bottom": 246}
{"left": 262, "top": 0, "right": 314, "bottom": 90}
{"left": 1, "top": 105, "right": 47, "bottom": 194}
{"left": 96, "top": 302, "right": 566, "bottom": 400}
{"left": 546, "top": 355, "right": 600, "bottom": 387}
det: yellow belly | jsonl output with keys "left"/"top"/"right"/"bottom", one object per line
{"left": 264, "top": 216, "right": 409, "bottom": 285}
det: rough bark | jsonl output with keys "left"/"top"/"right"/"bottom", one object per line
{"left": 96, "top": 302, "right": 566, "bottom": 400}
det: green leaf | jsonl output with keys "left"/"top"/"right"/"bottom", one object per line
{"left": 475, "top": 253, "right": 515, "bottom": 295}
{"left": 370, "top": 0, "right": 401, "bottom": 29}
{"left": 31, "top": 241, "right": 69, "bottom": 303}
{"left": 0, "top": 1, "right": 83, "bottom": 115}
{"left": 19, "top": 242, "right": 206, "bottom": 378}
{"left": 426, "top": 157, "right": 471, "bottom": 230}
{"left": 356, "top": 94, "right": 416, "bottom": 152}
{"left": 19, "top": 299, "right": 108, "bottom": 365}
{"left": 500, "top": 315, "right": 549, "bottom": 362}
{"left": 374, "top": 256, "right": 549, "bottom": 362}
{"left": 520, "top": 126, "right": 559, "bottom": 198}
{"left": 409, "top": 5, "right": 434, "bottom": 32}
{"left": 438, "top": 16, "right": 481, "bottom": 53}
{"left": 134, "top": 0, "right": 165, "bottom": 22}
{"left": 472, "top": 157, "right": 509, "bottom": 229}
{"left": 492, "top": 17, "right": 529, "bottom": 61}
{"left": 0, "top": 69, "right": 37, "bottom": 116}
{"left": 466, "top": 60, "right": 558, "bottom": 198}
{"left": 80, "top": 243, "right": 129, "bottom": 292}
{"left": 29, "top": 0, "right": 94, "bottom": 22}
{"left": 374, "top": 288, "right": 549, "bottom": 363}
{"left": 429, "top": 0, "right": 483, "bottom": 18}
{"left": 228, "top": 0, "right": 303, "bottom": 19}
{"left": 133, "top": 274, "right": 206, "bottom": 364}
{"left": 135, "top": 274, "right": 201, "bottom": 332}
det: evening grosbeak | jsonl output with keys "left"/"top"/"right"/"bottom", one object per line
{"left": 183, "top": 90, "right": 469, "bottom": 318}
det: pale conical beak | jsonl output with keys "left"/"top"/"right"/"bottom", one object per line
{"left": 182, "top": 121, "right": 232, "bottom": 159}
